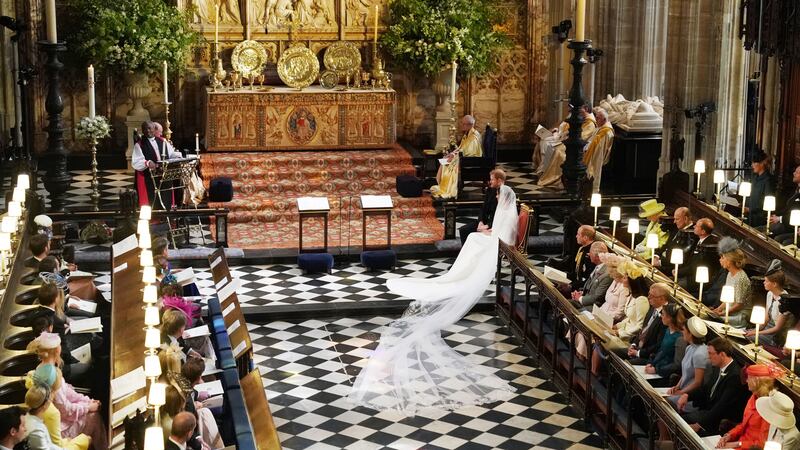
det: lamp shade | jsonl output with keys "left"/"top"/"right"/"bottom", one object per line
{"left": 7, "top": 202, "right": 21, "bottom": 218}
{"left": 609, "top": 206, "right": 621, "bottom": 222}
{"left": 590, "top": 193, "right": 602, "bottom": 207}
{"left": 144, "top": 355, "right": 162, "bottom": 378}
{"left": 670, "top": 249, "right": 683, "bottom": 265}
{"left": 148, "top": 383, "right": 167, "bottom": 407}
{"left": 138, "top": 232, "right": 151, "bottom": 250}
{"left": 646, "top": 233, "right": 659, "bottom": 249}
{"left": 764, "top": 195, "right": 776, "bottom": 212}
{"left": 790, "top": 210, "right": 800, "bottom": 227}
{"left": 739, "top": 181, "right": 752, "bottom": 197}
{"left": 12, "top": 187, "right": 24, "bottom": 204}
{"left": 142, "top": 266, "right": 157, "bottom": 284}
{"left": 143, "top": 427, "right": 164, "bottom": 450}
{"left": 0, "top": 233, "right": 10, "bottom": 251}
{"left": 750, "top": 306, "right": 767, "bottom": 325}
{"left": 720, "top": 285, "right": 735, "bottom": 303}
{"left": 144, "top": 327, "right": 160, "bottom": 349}
{"left": 143, "top": 285, "right": 158, "bottom": 304}
{"left": 785, "top": 330, "right": 800, "bottom": 350}
{"left": 137, "top": 220, "right": 150, "bottom": 237}
{"left": 0, "top": 217, "right": 15, "bottom": 234}
{"left": 140, "top": 250, "right": 153, "bottom": 268}
{"left": 695, "top": 266, "right": 709, "bottom": 284}
{"left": 763, "top": 442, "right": 781, "bottom": 450}
{"left": 139, "top": 206, "right": 152, "bottom": 221}
{"left": 628, "top": 219, "right": 640, "bottom": 234}
{"left": 16, "top": 174, "right": 30, "bottom": 190}
{"left": 713, "top": 169, "right": 725, "bottom": 184}
{"left": 144, "top": 306, "right": 160, "bottom": 326}
{"left": 694, "top": 159, "right": 706, "bottom": 174}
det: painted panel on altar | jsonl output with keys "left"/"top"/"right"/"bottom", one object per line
{"left": 205, "top": 87, "right": 396, "bottom": 151}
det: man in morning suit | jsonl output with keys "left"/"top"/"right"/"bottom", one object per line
{"left": 770, "top": 165, "right": 800, "bottom": 243}
{"left": 166, "top": 412, "right": 197, "bottom": 450}
{"left": 628, "top": 282, "right": 669, "bottom": 364}
{"left": 458, "top": 168, "right": 506, "bottom": 246}
{"left": 571, "top": 241, "right": 612, "bottom": 309}
{"left": 677, "top": 218, "right": 719, "bottom": 296}
{"left": 655, "top": 207, "right": 696, "bottom": 272}
{"left": 677, "top": 337, "right": 749, "bottom": 435}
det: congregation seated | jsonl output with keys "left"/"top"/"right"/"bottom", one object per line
{"left": 569, "top": 241, "right": 611, "bottom": 309}
{"left": 745, "top": 260, "right": 794, "bottom": 349}
{"left": 758, "top": 391, "right": 800, "bottom": 447}
{"left": 627, "top": 282, "right": 670, "bottom": 365}
{"left": 710, "top": 237, "right": 753, "bottom": 328}
{"left": 0, "top": 406, "right": 26, "bottom": 450}
{"left": 712, "top": 364, "right": 781, "bottom": 449}
{"left": 633, "top": 199, "right": 669, "bottom": 259}
{"left": 166, "top": 412, "right": 198, "bottom": 450}
{"left": 25, "top": 233, "right": 50, "bottom": 270}
{"left": 676, "top": 218, "right": 718, "bottom": 296}
{"left": 154, "top": 237, "right": 201, "bottom": 298}
{"left": 24, "top": 379, "right": 90, "bottom": 450}
{"left": 675, "top": 337, "right": 750, "bottom": 436}
{"left": 573, "top": 252, "right": 625, "bottom": 358}
{"left": 654, "top": 207, "right": 695, "bottom": 272}
{"left": 746, "top": 149, "right": 776, "bottom": 228}
{"left": 534, "top": 104, "right": 596, "bottom": 187}
{"left": 768, "top": 165, "right": 800, "bottom": 243}
{"left": 664, "top": 317, "right": 711, "bottom": 406}
{"left": 641, "top": 303, "right": 686, "bottom": 382}
{"left": 549, "top": 224, "right": 596, "bottom": 291}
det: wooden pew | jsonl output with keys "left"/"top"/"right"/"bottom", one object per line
{"left": 240, "top": 370, "right": 281, "bottom": 450}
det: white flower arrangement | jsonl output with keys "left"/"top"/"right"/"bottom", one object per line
{"left": 75, "top": 116, "right": 112, "bottom": 141}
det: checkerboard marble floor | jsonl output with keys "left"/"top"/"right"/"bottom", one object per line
{"left": 251, "top": 313, "right": 603, "bottom": 450}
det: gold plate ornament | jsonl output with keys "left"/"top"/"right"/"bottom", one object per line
{"left": 319, "top": 70, "right": 338, "bottom": 89}
{"left": 324, "top": 41, "right": 361, "bottom": 75}
{"left": 277, "top": 44, "right": 320, "bottom": 89}
{"left": 231, "top": 40, "right": 268, "bottom": 77}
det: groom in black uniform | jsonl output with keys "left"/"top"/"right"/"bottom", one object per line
{"left": 458, "top": 168, "right": 506, "bottom": 245}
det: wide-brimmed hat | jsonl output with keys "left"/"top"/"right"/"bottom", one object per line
{"left": 34, "top": 332, "right": 60, "bottom": 350}
{"left": 686, "top": 316, "right": 707, "bottom": 338}
{"left": 756, "top": 391, "right": 796, "bottom": 429}
{"left": 638, "top": 199, "right": 666, "bottom": 218}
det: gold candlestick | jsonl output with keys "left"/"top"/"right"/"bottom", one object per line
{"left": 163, "top": 101, "right": 173, "bottom": 143}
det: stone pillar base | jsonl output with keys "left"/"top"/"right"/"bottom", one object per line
{"left": 434, "top": 110, "right": 453, "bottom": 151}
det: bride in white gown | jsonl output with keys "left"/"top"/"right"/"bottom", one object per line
{"left": 349, "top": 184, "right": 519, "bottom": 415}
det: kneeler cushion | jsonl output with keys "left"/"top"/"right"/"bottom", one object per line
{"left": 396, "top": 175, "right": 423, "bottom": 198}
{"left": 361, "top": 249, "right": 397, "bottom": 271}
{"left": 298, "top": 253, "right": 334, "bottom": 274}
{"left": 209, "top": 177, "right": 234, "bottom": 202}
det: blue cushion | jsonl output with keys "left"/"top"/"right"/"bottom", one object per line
{"left": 221, "top": 368, "right": 240, "bottom": 391}
{"left": 396, "top": 175, "right": 423, "bottom": 197}
{"left": 211, "top": 316, "right": 227, "bottom": 336}
{"left": 227, "top": 390, "right": 251, "bottom": 436}
{"left": 207, "top": 297, "right": 222, "bottom": 318}
{"left": 209, "top": 178, "right": 234, "bottom": 202}
{"left": 298, "top": 253, "right": 334, "bottom": 274}
{"left": 215, "top": 330, "right": 232, "bottom": 350}
{"left": 218, "top": 348, "right": 236, "bottom": 370}
{"left": 235, "top": 431, "right": 257, "bottom": 450}
{"left": 361, "top": 249, "right": 397, "bottom": 271}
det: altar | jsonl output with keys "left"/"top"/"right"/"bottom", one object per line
{"left": 204, "top": 86, "right": 397, "bottom": 152}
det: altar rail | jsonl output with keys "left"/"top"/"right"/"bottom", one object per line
{"left": 495, "top": 239, "right": 800, "bottom": 450}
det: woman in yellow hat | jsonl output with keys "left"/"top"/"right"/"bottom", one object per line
{"left": 634, "top": 199, "right": 669, "bottom": 258}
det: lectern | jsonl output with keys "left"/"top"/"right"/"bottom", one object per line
{"left": 297, "top": 197, "right": 330, "bottom": 253}
{"left": 360, "top": 195, "right": 393, "bottom": 251}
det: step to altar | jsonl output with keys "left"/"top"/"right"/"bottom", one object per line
{"left": 202, "top": 146, "right": 443, "bottom": 250}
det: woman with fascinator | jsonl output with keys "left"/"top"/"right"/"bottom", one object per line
{"left": 349, "top": 185, "right": 519, "bottom": 415}
{"left": 712, "top": 237, "right": 753, "bottom": 327}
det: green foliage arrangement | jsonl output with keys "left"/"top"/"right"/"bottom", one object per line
{"left": 380, "top": 0, "right": 511, "bottom": 78}
{"left": 65, "top": 0, "right": 200, "bottom": 75}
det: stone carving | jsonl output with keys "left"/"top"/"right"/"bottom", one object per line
{"left": 253, "top": 0, "right": 334, "bottom": 28}
{"left": 219, "top": 0, "right": 241, "bottom": 24}
{"left": 598, "top": 94, "right": 664, "bottom": 131}
{"left": 346, "top": 0, "right": 374, "bottom": 26}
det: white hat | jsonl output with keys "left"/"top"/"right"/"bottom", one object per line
{"left": 756, "top": 391, "right": 796, "bottom": 429}
{"left": 33, "top": 215, "right": 52, "bottom": 228}
{"left": 686, "top": 316, "right": 707, "bottom": 338}
{"left": 35, "top": 332, "right": 61, "bottom": 350}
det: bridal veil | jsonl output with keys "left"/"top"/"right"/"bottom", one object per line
{"left": 349, "top": 185, "right": 519, "bottom": 414}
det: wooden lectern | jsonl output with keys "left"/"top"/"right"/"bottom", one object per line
{"left": 360, "top": 195, "right": 393, "bottom": 251}
{"left": 297, "top": 197, "right": 330, "bottom": 253}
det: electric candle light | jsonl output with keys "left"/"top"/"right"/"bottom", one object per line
{"left": 786, "top": 330, "right": 800, "bottom": 387}
{"left": 7, "top": 202, "right": 21, "bottom": 220}
{"left": 87, "top": 65, "right": 95, "bottom": 118}
{"left": 16, "top": 174, "right": 29, "bottom": 190}
{"left": 720, "top": 285, "right": 735, "bottom": 330}
{"left": 138, "top": 232, "right": 151, "bottom": 250}
{"left": 764, "top": 195, "right": 776, "bottom": 236}
{"left": 646, "top": 233, "right": 659, "bottom": 276}
{"left": 144, "top": 306, "right": 160, "bottom": 326}
{"left": 713, "top": 169, "right": 725, "bottom": 211}
{"left": 575, "top": 0, "right": 586, "bottom": 41}
{"left": 144, "top": 355, "right": 162, "bottom": 378}
{"left": 142, "top": 266, "right": 157, "bottom": 285}
{"left": 11, "top": 187, "right": 24, "bottom": 206}
{"left": 140, "top": 249, "right": 154, "bottom": 268}
{"left": 45, "top": 0, "right": 57, "bottom": 43}
{"left": 695, "top": 266, "right": 709, "bottom": 313}
{"left": 590, "top": 193, "right": 601, "bottom": 228}
{"left": 628, "top": 219, "right": 639, "bottom": 253}
{"left": 609, "top": 206, "right": 621, "bottom": 249}
{"left": 791, "top": 210, "right": 800, "bottom": 257}
{"left": 144, "top": 427, "right": 164, "bottom": 450}
{"left": 139, "top": 206, "right": 152, "bottom": 221}
{"left": 750, "top": 306, "right": 766, "bottom": 354}
{"left": 693, "top": 159, "right": 705, "bottom": 196}
{"left": 670, "top": 249, "right": 683, "bottom": 294}
{"left": 144, "top": 328, "right": 160, "bottom": 349}
{"left": 137, "top": 219, "right": 150, "bottom": 237}
{"left": 763, "top": 442, "right": 781, "bottom": 450}
{"left": 148, "top": 383, "right": 167, "bottom": 407}
{"left": 739, "top": 181, "right": 752, "bottom": 222}
{"left": 195, "top": 133, "right": 200, "bottom": 153}
{"left": 143, "top": 285, "right": 158, "bottom": 304}
{"left": 0, "top": 217, "right": 15, "bottom": 234}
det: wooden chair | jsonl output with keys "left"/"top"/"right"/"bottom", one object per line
{"left": 459, "top": 124, "right": 498, "bottom": 193}
{"left": 516, "top": 204, "right": 533, "bottom": 255}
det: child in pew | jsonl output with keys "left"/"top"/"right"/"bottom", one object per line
{"left": 24, "top": 381, "right": 90, "bottom": 450}
{"left": 153, "top": 236, "right": 202, "bottom": 298}
{"left": 38, "top": 257, "right": 96, "bottom": 319}
{"left": 160, "top": 351, "right": 223, "bottom": 450}
{"left": 162, "top": 385, "right": 203, "bottom": 450}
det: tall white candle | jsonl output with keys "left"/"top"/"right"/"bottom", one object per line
{"left": 195, "top": 133, "right": 200, "bottom": 152}
{"left": 162, "top": 61, "right": 168, "bottom": 103}
{"left": 87, "top": 65, "right": 96, "bottom": 118}
{"left": 575, "top": 0, "right": 586, "bottom": 41}
{"left": 45, "top": 0, "right": 57, "bottom": 43}
{"left": 214, "top": 4, "right": 219, "bottom": 47}
{"left": 450, "top": 60, "right": 458, "bottom": 103}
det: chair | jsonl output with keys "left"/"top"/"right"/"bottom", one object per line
{"left": 516, "top": 204, "right": 532, "bottom": 255}
{"left": 459, "top": 124, "right": 498, "bottom": 193}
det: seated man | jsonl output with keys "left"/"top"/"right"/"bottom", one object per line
{"left": 627, "top": 282, "right": 669, "bottom": 364}
{"left": 550, "top": 224, "right": 596, "bottom": 291}
{"left": 536, "top": 105, "right": 596, "bottom": 187}
{"left": 570, "top": 241, "right": 612, "bottom": 309}
{"left": 25, "top": 234, "right": 50, "bottom": 269}
{"left": 0, "top": 406, "right": 26, "bottom": 450}
{"left": 166, "top": 411, "right": 198, "bottom": 450}
{"left": 431, "top": 115, "right": 483, "bottom": 199}
{"left": 676, "top": 337, "right": 749, "bottom": 435}
{"left": 582, "top": 107, "right": 615, "bottom": 192}
{"left": 458, "top": 169, "right": 504, "bottom": 245}
{"left": 133, "top": 120, "right": 182, "bottom": 208}
{"left": 655, "top": 207, "right": 696, "bottom": 271}
{"left": 677, "top": 217, "right": 719, "bottom": 295}
{"left": 769, "top": 165, "right": 800, "bottom": 242}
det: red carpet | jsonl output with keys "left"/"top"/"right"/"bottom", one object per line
{"left": 202, "top": 146, "right": 443, "bottom": 249}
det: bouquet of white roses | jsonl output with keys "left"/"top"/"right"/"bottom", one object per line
{"left": 75, "top": 116, "right": 112, "bottom": 141}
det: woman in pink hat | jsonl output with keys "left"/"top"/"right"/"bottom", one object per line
{"left": 715, "top": 364, "right": 780, "bottom": 448}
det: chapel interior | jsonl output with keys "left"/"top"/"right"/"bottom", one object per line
{"left": 0, "top": 0, "right": 799, "bottom": 449}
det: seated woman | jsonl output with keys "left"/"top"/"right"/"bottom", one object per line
{"left": 591, "top": 260, "right": 649, "bottom": 374}
{"left": 643, "top": 304, "right": 687, "bottom": 382}
{"left": 757, "top": 391, "right": 800, "bottom": 447}
{"left": 38, "top": 257, "right": 95, "bottom": 319}
{"left": 24, "top": 371, "right": 90, "bottom": 450}
{"left": 159, "top": 351, "right": 207, "bottom": 450}
{"left": 712, "top": 237, "right": 752, "bottom": 328}
{"left": 746, "top": 260, "right": 793, "bottom": 348}
{"left": 633, "top": 199, "right": 669, "bottom": 259}
{"left": 665, "top": 317, "right": 710, "bottom": 409}
{"left": 27, "top": 331, "right": 91, "bottom": 401}
{"left": 715, "top": 364, "right": 780, "bottom": 449}
{"left": 575, "top": 254, "right": 628, "bottom": 358}
{"left": 154, "top": 237, "right": 201, "bottom": 298}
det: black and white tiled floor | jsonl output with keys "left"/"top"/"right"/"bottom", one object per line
{"left": 251, "top": 313, "right": 603, "bottom": 450}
